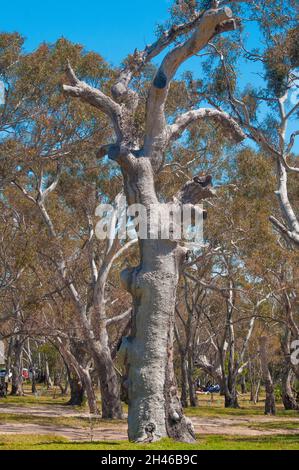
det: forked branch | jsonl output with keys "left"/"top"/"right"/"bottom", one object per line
{"left": 145, "top": 6, "right": 237, "bottom": 153}
{"left": 63, "top": 61, "right": 123, "bottom": 141}
{"left": 168, "top": 108, "right": 246, "bottom": 143}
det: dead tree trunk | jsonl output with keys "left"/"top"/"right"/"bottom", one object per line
{"left": 63, "top": 3, "right": 244, "bottom": 441}
{"left": 259, "top": 336, "right": 276, "bottom": 416}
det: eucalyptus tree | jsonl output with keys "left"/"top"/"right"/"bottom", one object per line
{"left": 63, "top": 0, "right": 246, "bottom": 442}
{"left": 181, "top": 146, "right": 278, "bottom": 408}
{"left": 196, "top": 0, "right": 299, "bottom": 246}
{"left": 1, "top": 37, "right": 135, "bottom": 418}
{"left": 188, "top": 248, "right": 272, "bottom": 408}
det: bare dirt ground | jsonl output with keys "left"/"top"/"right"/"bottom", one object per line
{"left": 0, "top": 403, "right": 299, "bottom": 441}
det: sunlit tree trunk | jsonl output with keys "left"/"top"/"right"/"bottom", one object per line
{"left": 259, "top": 337, "right": 276, "bottom": 416}
{"left": 63, "top": 3, "right": 243, "bottom": 441}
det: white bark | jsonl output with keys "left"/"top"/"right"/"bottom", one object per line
{"left": 63, "top": 2, "right": 243, "bottom": 443}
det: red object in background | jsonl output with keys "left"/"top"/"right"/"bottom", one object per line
{"left": 22, "top": 369, "right": 29, "bottom": 379}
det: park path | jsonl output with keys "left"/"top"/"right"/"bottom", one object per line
{"left": 0, "top": 404, "right": 299, "bottom": 441}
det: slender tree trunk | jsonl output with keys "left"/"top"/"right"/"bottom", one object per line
{"left": 81, "top": 278, "right": 123, "bottom": 418}
{"left": 59, "top": 368, "right": 69, "bottom": 396}
{"left": 80, "top": 368, "right": 98, "bottom": 415}
{"left": 249, "top": 361, "right": 260, "bottom": 403}
{"left": 225, "top": 281, "right": 239, "bottom": 409}
{"left": 10, "top": 338, "right": 23, "bottom": 396}
{"left": 259, "top": 337, "right": 276, "bottom": 415}
{"left": 219, "top": 378, "right": 226, "bottom": 396}
{"left": 254, "top": 379, "right": 261, "bottom": 404}
{"left": 188, "top": 353, "right": 198, "bottom": 407}
{"left": 240, "top": 375, "right": 247, "bottom": 394}
{"left": 31, "top": 370, "right": 37, "bottom": 394}
{"left": 250, "top": 383, "right": 254, "bottom": 402}
{"left": 45, "top": 360, "right": 53, "bottom": 388}
{"left": 180, "top": 355, "right": 189, "bottom": 408}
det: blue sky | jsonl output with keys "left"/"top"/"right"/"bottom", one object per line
{"left": 0, "top": 1, "right": 264, "bottom": 98}
{"left": 1, "top": 0, "right": 170, "bottom": 65}
{"left": 1, "top": 0, "right": 298, "bottom": 152}
{"left": 1, "top": 0, "right": 261, "bottom": 76}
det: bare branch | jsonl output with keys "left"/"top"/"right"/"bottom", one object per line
{"left": 145, "top": 6, "right": 237, "bottom": 155}
{"left": 39, "top": 162, "right": 62, "bottom": 203}
{"left": 106, "top": 308, "right": 132, "bottom": 327}
{"left": 63, "top": 62, "right": 123, "bottom": 141}
{"left": 168, "top": 108, "right": 246, "bottom": 143}
{"left": 11, "top": 181, "right": 36, "bottom": 204}
{"left": 111, "top": 10, "right": 208, "bottom": 99}
{"left": 269, "top": 216, "right": 299, "bottom": 246}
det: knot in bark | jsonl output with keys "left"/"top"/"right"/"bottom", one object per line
{"left": 169, "top": 408, "right": 181, "bottom": 423}
{"left": 144, "top": 422, "right": 156, "bottom": 442}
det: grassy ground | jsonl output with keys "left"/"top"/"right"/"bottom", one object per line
{"left": 0, "top": 393, "right": 68, "bottom": 407}
{"left": 185, "top": 404, "right": 299, "bottom": 418}
{"left": 0, "top": 433, "right": 299, "bottom": 450}
{"left": 0, "top": 385, "right": 299, "bottom": 450}
{"left": 184, "top": 395, "right": 299, "bottom": 418}
{"left": 0, "top": 413, "right": 125, "bottom": 429}
{"left": 248, "top": 421, "right": 299, "bottom": 431}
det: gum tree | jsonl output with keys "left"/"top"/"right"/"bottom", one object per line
{"left": 63, "top": 1, "right": 245, "bottom": 442}
{"left": 197, "top": 0, "right": 299, "bottom": 247}
{"left": 1, "top": 37, "right": 135, "bottom": 418}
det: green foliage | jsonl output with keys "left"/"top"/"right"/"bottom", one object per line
{"left": 0, "top": 33, "right": 24, "bottom": 76}
{"left": 265, "top": 26, "right": 299, "bottom": 97}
